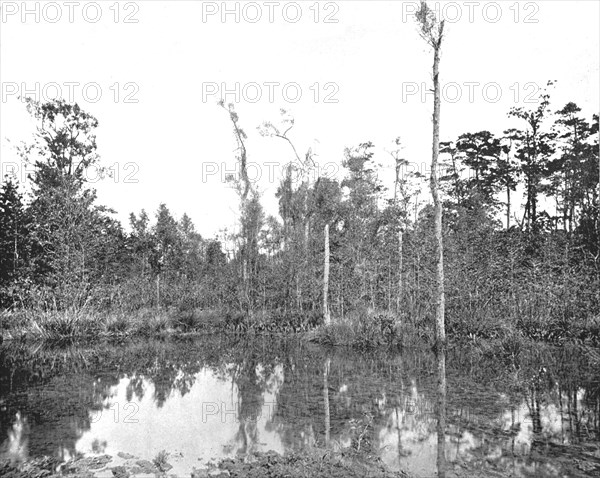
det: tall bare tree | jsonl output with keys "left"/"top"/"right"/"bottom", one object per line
{"left": 388, "top": 137, "right": 410, "bottom": 312}
{"left": 415, "top": 1, "right": 446, "bottom": 349}
{"left": 259, "top": 111, "right": 317, "bottom": 310}
{"left": 220, "top": 101, "right": 255, "bottom": 309}
{"left": 323, "top": 223, "right": 331, "bottom": 325}
{"left": 219, "top": 101, "right": 252, "bottom": 202}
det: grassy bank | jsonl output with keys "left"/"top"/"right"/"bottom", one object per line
{"left": 307, "top": 311, "right": 424, "bottom": 349}
{"left": 0, "top": 307, "right": 225, "bottom": 341}
{"left": 1, "top": 305, "right": 599, "bottom": 348}
{"left": 308, "top": 308, "right": 600, "bottom": 350}
{"left": 0, "top": 307, "right": 324, "bottom": 341}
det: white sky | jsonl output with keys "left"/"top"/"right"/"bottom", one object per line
{"left": 1, "top": 1, "right": 599, "bottom": 238}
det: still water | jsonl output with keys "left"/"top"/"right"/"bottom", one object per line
{"left": 1, "top": 335, "right": 599, "bottom": 477}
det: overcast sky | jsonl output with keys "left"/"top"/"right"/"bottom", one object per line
{"left": 1, "top": 1, "right": 598, "bottom": 238}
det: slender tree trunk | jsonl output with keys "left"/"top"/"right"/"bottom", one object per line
{"left": 569, "top": 196, "right": 574, "bottom": 235}
{"left": 387, "top": 255, "right": 392, "bottom": 311}
{"left": 531, "top": 187, "right": 537, "bottom": 227}
{"left": 397, "top": 229, "right": 403, "bottom": 312}
{"left": 296, "top": 274, "right": 301, "bottom": 310}
{"left": 393, "top": 157, "right": 401, "bottom": 313}
{"left": 340, "top": 262, "right": 344, "bottom": 319}
{"left": 523, "top": 192, "right": 531, "bottom": 230}
{"left": 431, "top": 41, "right": 446, "bottom": 349}
{"left": 369, "top": 266, "right": 378, "bottom": 310}
{"left": 323, "top": 223, "right": 331, "bottom": 325}
{"left": 242, "top": 257, "right": 249, "bottom": 311}
{"left": 13, "top": 225, "right": 18, "bottom": 276}
{"left": 563, "top": 172, "right": 569, "bottom": 232}
{"left": 451, "top": 150, "right": 461, "bottom": 203}
{"left": 304, "top": 217, "right": 310, "bottom": 248}
{"left": 507, "top": 186, "right": 511, "bottom": 230}
{"left": 156, "top": 274, "right": 160, "bottom": 308}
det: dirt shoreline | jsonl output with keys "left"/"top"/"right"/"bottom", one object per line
{"left": 0, "top": 449, "right": 410, "bottom": 478}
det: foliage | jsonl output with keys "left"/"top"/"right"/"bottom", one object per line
{"left": 1, "top": 88, "right": 599, "bottom": 348}
{"left": 210, "top": 450, "right": 407, "bottom": 478}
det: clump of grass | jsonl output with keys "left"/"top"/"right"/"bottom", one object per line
{"left": 135, "top": 312, "right": 171, "bottom": 336}
{"left": 103, "top": 314, "right": 131, "bottom": 336}
{"left": 584, "top": 315, "right": 600, "bottom": 346}
{"left": 152, "top": 450, "right": 171, "bottom": 472}
{"left": 174, "top": 308, "right": 223, "bottom": 332}
{"left": 498, "top": 329, "right": 526, "bottom": 365}
{"left": 225, "top": 309, "right": 324, "bottom": 334}
{"left": 224, "top": 309, "right": 323, "bottom": 334}
{"left": 4, "top": 306, "right": 226, "bottom": 341}
{"left": 26, "top": 309, "right": 100, "bottom": 340}
{"left": 223, "top": 310, "right": 249, "bottom": 332}
{"left": 311, "top": 309, "right": 420, "bottom": 350}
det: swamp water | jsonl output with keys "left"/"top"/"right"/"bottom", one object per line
{"left": 1, "top": 335, "right": 599, "bottom": 477}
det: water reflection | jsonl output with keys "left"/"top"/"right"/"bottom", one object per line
{"left": 436, "top": 347, "right": 446, "bottom": 478}
{"left": 1, "top": 337, "right": 599, "bottom": 477}
{"left": 4, "top": 412, "right": 28, "bottom": 463}
{"left": 75, "top": 369, "right": 285, "bottom": 476}
{"left": 323, "top": 357, "right": 331, "bottom": 448}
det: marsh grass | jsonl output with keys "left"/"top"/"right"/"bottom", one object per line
{"left": 25, "top": 309, "right": 101, "bottom": 340}
{"left": 173, "top": 308, "right": 223, "bottom": 332}
{"left": 152, "top": 450, "right": 172, "bottom": 472}
{"left": 222, "top": 309, "right": 323, "bottom": 334}
{"left": 103, "top": 313, "right": 130, "bottom": 335}
{"left": 3, "top": 299, "right": 599, "bottom": 347}
{"left": 311, "top": 309, "right": 426, "bottom": 350}
{"left": 2, "top": 307, "right": 227, "bottom": 341}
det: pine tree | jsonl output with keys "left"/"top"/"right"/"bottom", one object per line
{"left": 0, "top": 178, "right": 29, "bottom": 306}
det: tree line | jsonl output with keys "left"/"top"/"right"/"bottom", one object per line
{"left": 0, "top": 87, "right": 598, "bottom": 340}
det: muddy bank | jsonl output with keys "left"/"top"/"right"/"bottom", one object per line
{"left": 0, "top": 449, "right": 409, "bottom": 478}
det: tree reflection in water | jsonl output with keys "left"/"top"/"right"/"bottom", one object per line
{"left": 0, "top": 337, "right": 599, "bottom": 477}
{"left": 323, "top": 356, "right": 331, "bottom": 448}
{"left": 436, "top": 347, "right": 446, "bottom": 478}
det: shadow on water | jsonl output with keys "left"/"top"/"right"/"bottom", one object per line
{"left": 1, "top": 335, "right": 599, "bottom": 476}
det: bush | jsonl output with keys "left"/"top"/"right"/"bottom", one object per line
{"left": 173, "top": 308, "right": 223, "bottom": 332}
{"left": 222, "top": 310, "right": 323, "bottom": 334}
{"left": 103, "top": 314, "right": 131, "bottom": 335}
{"left": 311, "top": 309, "right": 420, "bottom": 350}
{"left": 132, "top": 309, "right": 172, "bottom": 336}
{"left": 26, "top": 309, "right": 101, "bottom": 340}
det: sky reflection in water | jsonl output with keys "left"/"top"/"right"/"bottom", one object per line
{"left": 1, "top": 337, "right": 599, "bottom": 477}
